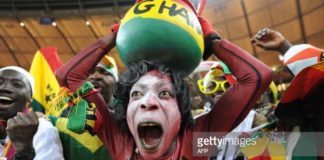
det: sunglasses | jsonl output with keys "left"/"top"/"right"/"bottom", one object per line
{"left": 197, "top": 78, "right": 231, "bottom": 94}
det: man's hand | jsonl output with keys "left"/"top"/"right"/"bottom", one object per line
{"left": 111, "top": 23, "right": 120, "bottom": 33}
{"left": 6, "top": 112, "right": 39, "bottom": 157}
{"left": 101, "top": 31, "right": 117, "bottom": 48}
{"left": 251, "top": 28, "right": 292, "bottom": 54}
{"left": 198, "top": 16, "right": 221, "bottom": 60}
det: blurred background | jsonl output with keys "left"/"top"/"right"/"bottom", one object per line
{"left": 0, "top": 0, "right": 323, "bottom": 95}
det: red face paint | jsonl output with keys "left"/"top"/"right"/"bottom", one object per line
{"left": 127, "top": 71, "right": 181, "bottom": 159}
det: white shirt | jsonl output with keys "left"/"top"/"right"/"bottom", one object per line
{"left": 33, "top": 117, "right": 64, "bottom": 160}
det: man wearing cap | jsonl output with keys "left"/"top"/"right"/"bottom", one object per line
{"left": 189, "top": 61, "right": 235, "bottom": 119}
{"left": 88, "top": 55, "right": 118, "bottom": 105}
{"left": 193, "top": 61, "right": 277, "bottom": 159}
{"left": 48, "top": 55, "right": 118, "bottom": 160}
{"left": 0, "top": 66, "right": 63, "bottom": 160}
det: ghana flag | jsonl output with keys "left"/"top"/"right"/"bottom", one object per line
{"left": 29, "top": 47, "right": 62, "bottom": 115}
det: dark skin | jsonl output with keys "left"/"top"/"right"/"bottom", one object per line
{"left": 0, "top": 70, "right": 31, "bottom": 120}
{"left": 251, "top": 28, "right": 292, "bottom": 54}
{"left": 208, "top": 75, "right": 230, "bottom": 103}
{"left": 87, "top": 34, "right": 117, "bottom": 105}
{"left": 185, "top": 76, "right": 206, "bottom": 110}
{"left": 88, "top": 67, "right": 116, "bottom": 105}
{"left": 0, "top": 69, "right": 38, "bottom": 159}
{"left": 7, "top": 112, "right": 38, "bottom": 157}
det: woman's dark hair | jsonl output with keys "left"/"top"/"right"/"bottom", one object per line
{"left": 112, "top": 60, "right": 193, "bottom": 135}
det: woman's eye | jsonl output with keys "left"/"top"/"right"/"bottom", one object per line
{"left": 159, "top": 91, "right": 174, "bottom": 99}
{"left": 131, "top": 91, "right": 143, "bottom": 99}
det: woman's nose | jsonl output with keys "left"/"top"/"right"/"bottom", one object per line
{"left": 140, "top": 94, "right": 159, "bottom": 111}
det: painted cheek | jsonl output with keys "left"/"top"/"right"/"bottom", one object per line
{"left": 161, "top": 105, "right": 181, "bottom": 153}
{"left": 127, "top": 101, "right": 139, "bottom": 135}
{"left": 160, "top": 98, "right": 178, "bottom": 111}
{"left": 167, "top": 104, "right": 181, "bottom": 126}
{"left": 161, "top": 99, "right": 181, "bottom": 131}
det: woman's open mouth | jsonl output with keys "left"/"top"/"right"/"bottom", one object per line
{"left": 137, "top": 121, "right": 163, "bottom": 151}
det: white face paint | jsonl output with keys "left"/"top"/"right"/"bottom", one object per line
{"left": 127, "top": 71, "right": 181, "bottom": 159}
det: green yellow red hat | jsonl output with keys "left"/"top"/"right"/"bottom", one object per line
{"left": 97, "top": 55, "right": 118, "bottom": 81}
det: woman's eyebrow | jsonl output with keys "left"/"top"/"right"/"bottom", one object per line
{"left": 132, "top": 83, "right": 147, "bottom": 89}
{"left": 154, "top": 81, "right": 173, "bottom": 89}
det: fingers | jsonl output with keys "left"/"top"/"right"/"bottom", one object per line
{"left": 251, "top": 39, "right": 267, "bottom": 49}
{"left": 257, "top": 28, "right": 271, "bottom": 40}
{"left": 6, "top": 112, "right": 39, "bottom": 131}
{"left": 251, "top": 28, "right": 271, "bottom": 44}
{"left": 28, "top": 112, "right": 39, "bottom": 124}
{"left": 6, "top": 118, "right": 15, "bottom": 131}
{"left": 17, "top": 112, "right": 38, "bottom": 125}
{"left": 17, "top": 112, "right": 30, "bottom": 123}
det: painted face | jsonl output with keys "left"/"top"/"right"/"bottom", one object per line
{"left": 127, "top": 71, "right": 181, "bottom": 159}
{"left": 88, "top": 66, "right": 115, "bottom": 104}
{"left": 0, "top": 70, "right": 31, "bottom": 120}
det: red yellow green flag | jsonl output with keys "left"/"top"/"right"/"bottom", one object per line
{"left": 29, "top": 47, "right": 62, "bottom": 115}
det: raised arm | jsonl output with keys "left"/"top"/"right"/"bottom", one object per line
{"left": 194, "top": 18, "right": 273, "bottom": 132}
{"left": 251, "top": 28, "right": 292, "bottom": 55}
{"left": 55, "top": 33, "right": 124, "bottom": 155}
{"left": 55, "top": 33, "right": 116, "bottom": 92}
{"left": 251, "top": 28, "right": 323, "bottom": 76}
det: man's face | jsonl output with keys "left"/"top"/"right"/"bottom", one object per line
{"left": 127, "top": 71, "right": 181, "bottom": 159}
{"left": 88, "top": 66, "right": 115, "bottom": 104}
{"left": 0, "top": 70, "right": 31, "bottom": 120}
{"left": 207, "top": 76, "right": 230, "bottom": 103}
{"left": 186, "top": 78, "right": 205, "bottom": 109}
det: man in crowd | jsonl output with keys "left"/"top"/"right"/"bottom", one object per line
{"left": 240, "top": 28, "right": 324, "bottom": 159}
{"left": 50, "top": 56, "right": 118, "bottom": 160}
{"left": 0, "top": 66, "right": 63, "bottom": 160}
